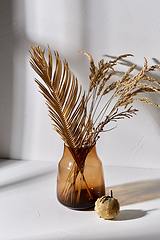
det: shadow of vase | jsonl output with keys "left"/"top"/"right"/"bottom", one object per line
{"left": 106, "top": 178, "right": 160, "bottom": 206}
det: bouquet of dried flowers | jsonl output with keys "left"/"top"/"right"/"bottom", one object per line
{"left": 29, "top": 45, "right": 160, "bottom": 205}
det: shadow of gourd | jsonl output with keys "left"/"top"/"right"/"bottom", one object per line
{"left": 115, "top": 209, "right": 157, "bottom": 221}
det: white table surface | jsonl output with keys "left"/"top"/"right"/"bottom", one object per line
{"left": 0, "top": 159, "right": 160, "bottom": 240}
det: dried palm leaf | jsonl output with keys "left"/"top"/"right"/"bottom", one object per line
{"left": 29, "top": 45, "right": 89, "bottom": 149}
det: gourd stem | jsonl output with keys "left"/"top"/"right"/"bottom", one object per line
{"left": 110, "top": 189, "right": 113, "bottom": 198}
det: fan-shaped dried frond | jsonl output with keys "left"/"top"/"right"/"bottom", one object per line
{"left": 29, "top": 45, "right": 89, "bottom": 148}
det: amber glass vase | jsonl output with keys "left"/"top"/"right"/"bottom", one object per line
{"left": 57, "top": 144, "right": 105, "bottom": 209}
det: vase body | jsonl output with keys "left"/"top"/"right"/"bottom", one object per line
{"left": 57, "top": 145, "right": 105, "bottom": 209}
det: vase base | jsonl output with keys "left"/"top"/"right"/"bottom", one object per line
{"left": 57, "top": 185, "right": 105, "bottom": 210}
{"left": 57, "top": 197, "right": 95, "bottom": 210}
{"left": 58, "top": 198, "right": 95, "bottom": 210}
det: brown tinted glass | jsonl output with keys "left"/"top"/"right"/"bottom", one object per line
{"left": 57, "top": 145, "right": 105, "bottom": 209}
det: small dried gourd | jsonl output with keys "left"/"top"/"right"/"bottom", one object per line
{"left": 95, "top": 190, "right": 120, "bottom": 220}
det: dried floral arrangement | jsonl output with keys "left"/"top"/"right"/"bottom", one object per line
{"left": 29, "top": 45, "right": 160, "bottom": 149}
{"left": 29, "top": 45, "right": 160, "bottom": 205}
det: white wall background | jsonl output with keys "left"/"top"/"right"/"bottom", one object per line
{"left": 0, "top": 0, "right": 160, "bottom": 169}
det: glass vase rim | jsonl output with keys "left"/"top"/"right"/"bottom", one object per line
{"left": 64, "top": 143, "right": 96, "bottom": 150}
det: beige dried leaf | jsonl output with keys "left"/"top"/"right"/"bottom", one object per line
{"left": 29, "top": 45, "right": 92, "bottom": 148}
